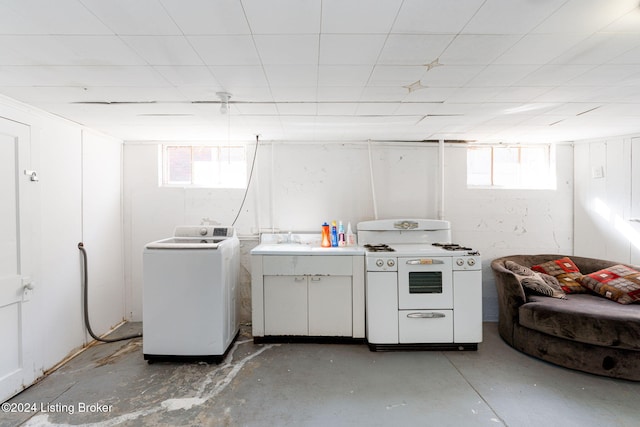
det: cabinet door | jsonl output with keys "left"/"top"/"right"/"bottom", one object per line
{"left": 308, "top": 276, "right": 352, "bottom": 336}
{"left": 264, "top": 276, "right": 308, "bottom": 335}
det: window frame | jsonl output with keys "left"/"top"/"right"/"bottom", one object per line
{"left": 161, "top": 144, "right": 247, "bottom": 189}
{"left": 466, "top": 144, "right": 556, "bottom": 190}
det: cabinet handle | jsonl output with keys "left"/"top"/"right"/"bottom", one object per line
{"left": 310, "top": 276, "right": 321, "bottom": 282}
{"left": 294, "top": 276, "right": 305, "bottom": 282}
{"left": 406, "top": 312, "right": 445, "bottom": 319}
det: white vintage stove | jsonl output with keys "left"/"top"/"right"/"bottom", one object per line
{"left": 357, "top": 219, "right": 482, "bottom": 351}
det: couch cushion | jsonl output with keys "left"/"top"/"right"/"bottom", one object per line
{"left": 578, "top": 264, "right": 640, "bottom": 304}
{"left": 531, "top": 257, "right": 587, "bottom": 294}
{"left": 518, "top": 294, "right": 640, "bottom": 350}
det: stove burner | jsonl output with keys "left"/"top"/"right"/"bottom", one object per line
{"left": 364, "top": 244, "right": 395, "bottom": 252}
{"left": 432, "top": 243, "right": 473, "bottom": 251}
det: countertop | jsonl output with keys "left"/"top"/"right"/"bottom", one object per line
{"left": 251, "top": 243, "right": 364, "bottom": 256}
{"left": 250, "top": 233, "right": 364, "bottom": 256}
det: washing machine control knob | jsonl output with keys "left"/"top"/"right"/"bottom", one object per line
{"left": 199, "top": 227, "right": 208, "bottom": 236}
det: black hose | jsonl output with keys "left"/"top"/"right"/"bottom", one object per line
{"left": 78, "top": 242, "right": 141, "bottom": 343}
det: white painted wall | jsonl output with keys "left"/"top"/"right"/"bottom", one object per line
{"left": 445, "top": 144, "right": 574, "bottom": 320}
{"left": 0, "top": 96, "right": 125, "bottom": 376}
{"left": 574, "top": 136, "right": 640, "bottom": 265}
{"left": 124, "top": 140, "right": 574, "bottom": 322}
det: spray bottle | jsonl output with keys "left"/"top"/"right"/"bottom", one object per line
{"left": 330, "top": 220, "right": 338, "bottom": 247}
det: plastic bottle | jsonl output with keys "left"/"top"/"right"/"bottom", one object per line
{"left": 330, "top": 220, "right": 338, "bottom": 247}
{"left": 346, "top": 222, "right": 356, "bottom": 246}
{"left": 338, "top": 221, "right": 346, "bottom": 247}
{"left": 321, "top": 223, "right": 331, "bottom": 247}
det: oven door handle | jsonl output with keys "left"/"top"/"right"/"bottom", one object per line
{"left": 406, "top": 312, "right": 446, "bottom": 319}
{"left": 406, "top": 259, "right": 444, "bottom": 265}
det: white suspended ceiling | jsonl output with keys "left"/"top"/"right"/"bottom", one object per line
{"left": 1, "top": 0, "right": 640, "bottom": 143}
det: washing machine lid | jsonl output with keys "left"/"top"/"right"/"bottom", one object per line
{"left": 145, "top": 237, "right": 225, "bottom": 249}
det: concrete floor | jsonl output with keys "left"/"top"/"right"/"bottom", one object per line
{"left": 3, "top": 323, "right": 640, "bottom": 427}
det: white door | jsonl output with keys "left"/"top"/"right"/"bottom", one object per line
{"left": 0, "top": 118, "right": 38, "bottom": 402}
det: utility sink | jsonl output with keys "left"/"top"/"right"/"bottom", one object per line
{"left": 251, "top": 234, "right": 364, "bottom": 256}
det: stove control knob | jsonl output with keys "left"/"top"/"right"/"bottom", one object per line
{"left": 199, "top": 227, "right": 209, "bottom": 236}
{"left": 467, "top": 258, "right": 476, "bottom": 266}
{"left": 387, "top": 259, "right": 395, "bottom": 267}
{"left": 376, "top": 259, "right": 384, "bottom": 267}
{"left": 456, "top": 258, "right": 464, "bottom": 266}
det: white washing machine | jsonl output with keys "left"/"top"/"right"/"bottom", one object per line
{"left": 143, "top": 225, "right": 240, "bottom": 363}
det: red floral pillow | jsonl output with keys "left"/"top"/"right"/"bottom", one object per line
{"left": 578, "top": 264, "right": 640, "bottom": 304}
{"left": 531, "top": 257, "right": 586, "bottom": 294}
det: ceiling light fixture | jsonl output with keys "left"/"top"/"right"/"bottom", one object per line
{"left": 217, "top": 91, "right": 231, "bottom": 115}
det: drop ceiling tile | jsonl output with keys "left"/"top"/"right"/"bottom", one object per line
{"left": 368, "top": 65, "right": 425, "bottom": 87}
{"left": 120, "top": 36, "right": 204, "bottom": 65}
{"left": 566, "top": 64, "right": 640, "bottom": 86}
{"left": 359, "top": 85, "right": 409, "bottom": 101}
{"left": 276, "top": 102, "right": 317, "bottom": 115}
{"left": 318, "top": 65, "right": 373, "bottom": 87}
{"left": 393, "top": 102, "right": 443, "bottom": 115}
{"left": 462, "top": 0, "right": 566, "bottom": 34}
{"left": 316, "top": 102, "right": 358, "bottom": 115}
{"left": 532, "top": 0, "right": 639, "bottom": 34}
{"left": 516, "top": 64, "right": 594, "bottom": 86}
{"left": 0, "top": 65, "right": 169, "bottom": 87}
{"left": 355, "top": 102, "right": 400, "bottom": 116}
{"left": 465, "top": 65, "right": 539, "bottom": 87}
{"left": 608, "top": 44, "right": 640, "bottom": 64}
{"left": 494, "top": 34, "right": 586, "bottom": 65}
{"left": 491, "top": 87, "right": 554, "bottom": 103}
{"left": 602, "top": 7, "right": 640, "bottom": 33}
{"left": 242, "top": 0, "right": 320, "bottom": 34}
{"left": 152, "top": 66, "right": 220, "bottom": 87}
{"left": 0, "top": 0, "right": 112, "bottom": 35}
{"left": 551, "top": 33, "right": 640, "bottom": 65}
{"left": 80, "top": 0, "right": 181, "bottom": 35}
{"left": 208, "top": 66, "right": 269, "bottom": 88}
{"left": 316, "top": 86, "right": 364, "bottom": 102}
{"left": 160, "top": 0, "right": 250, "bottom": 35}
{"left": 269, "top": 85, "right": 317, "bottom": 101}
{"left": 393, "top": 0, "right": 484, "bottom": 34}
{"left": 253, "top": 35, "right": 319, "bottom": 65}
{"left": 321, "top": 0, "right": 402, "bottom": 33}
{"left": 0, "top": 36, "right": 145, "bottom": 66}
{"left": 377, "top": 35, "right": 454, "bottom": 65}
{"left": 234, "top": 103, "right": 279, "bottom": 115}
{"left": 403, "top": 87, "right": 457, "bottom": 102}
{"left": 223, "top": 87, "right": 274, "bottom": 102}
{"left": 439, "top": 35, "right": 520, "bottom": 66}
{"left": 446, "top": 87, "right": 503, "bottom": 103}
{"left": 422, "top": 65, "right": 484, "bottom": 87}
{"left": 264, "top": 65, "right": 318, "bottom": 87}
{"left": 319, "top": 35, "right": 387, "bottom": 65}
{"left": 188, "top": 36, "right": 261, "bottom": 65}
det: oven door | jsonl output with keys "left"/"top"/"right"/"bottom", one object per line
{"left": 398, "top": 257, "right": 453, "bottom": 309}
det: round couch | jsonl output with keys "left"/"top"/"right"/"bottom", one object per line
{"left": 491, "top": 254, "right": 640, "bottom": 381}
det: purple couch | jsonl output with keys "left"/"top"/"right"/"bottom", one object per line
{"left": 491, "top": 254, "right": 640, "bottom": 381}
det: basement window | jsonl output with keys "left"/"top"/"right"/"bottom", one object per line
{"left": 162, "top": 145, "right": 247, "bottom": 188}
{"left": 467, "top": 144, "right": 556, "bottom": 190}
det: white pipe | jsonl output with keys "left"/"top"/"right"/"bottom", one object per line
{"left": 367, "top": 140, "right": 379, "bottom": 220}
{"left": 271, "top": 141, "right": 275, "bottom": 233}
{"left": 438, "top": 139, "right": 445, "bottom": 220}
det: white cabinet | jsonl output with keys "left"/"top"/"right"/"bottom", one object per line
{"left": 264, "top": 276, "right": 308, "bottom": 335}
{"left": 308, "top": 276, "right": 352, "bottom": 336}
{"left": 252, "top": 254, "right": 364, "bottom": 339}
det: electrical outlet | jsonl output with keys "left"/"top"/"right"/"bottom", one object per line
{"left": 591, "top": 166, "right": 605, "bottom": 179}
